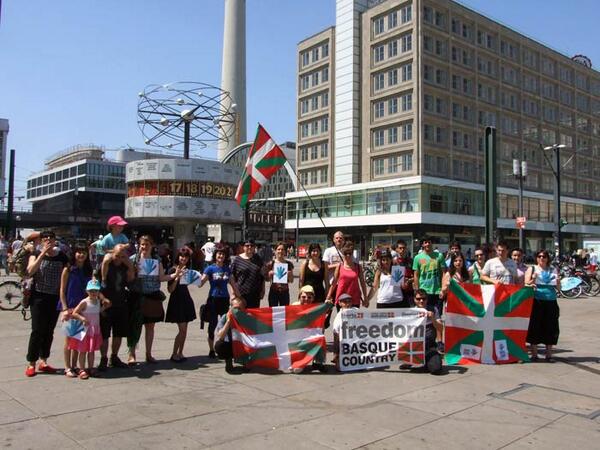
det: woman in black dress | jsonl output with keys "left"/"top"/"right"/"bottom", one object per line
{"left": 299, "top": 243, "right": 329, "bottom": 303}
{"left": 165, "top": 248, "right": 197, "bottom": 362}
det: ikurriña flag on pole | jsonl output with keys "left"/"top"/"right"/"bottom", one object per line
{"left": 235, "top": 124, "right": 287, "bottom": 209}
{"left": 444, "top": 280, "right": 534, "bottom": 365}
{"left": 230, "top": 302, "right": 332, "bottom": 371}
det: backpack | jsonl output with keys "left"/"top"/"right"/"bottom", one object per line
{"left": 14, "top": 245, "right": 32, "bottom": 278}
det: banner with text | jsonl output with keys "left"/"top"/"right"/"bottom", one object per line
{"left": 339, "top": 308, "right": 427, "bottom": 372}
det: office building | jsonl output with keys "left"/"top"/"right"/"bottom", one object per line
{"left": 289, "top": 0, "right": 600, "bottom": 256}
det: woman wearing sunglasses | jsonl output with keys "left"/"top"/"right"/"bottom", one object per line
{"left": 525, "top": 250, "right": 560, "bottom": 362}
{"left": 468, "top": 247, "right": 487, "bottom": 285}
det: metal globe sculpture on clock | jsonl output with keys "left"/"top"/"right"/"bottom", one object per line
{"left": 137, "top": 81, "right": 237, "bottom": 158}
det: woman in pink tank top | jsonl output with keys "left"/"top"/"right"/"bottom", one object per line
{"left": 327, "top": 242, "right": 368, "bottom": 308}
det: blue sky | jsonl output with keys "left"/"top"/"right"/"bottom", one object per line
{"left": 1, "top": 0, "right": 599, "bottom": 209}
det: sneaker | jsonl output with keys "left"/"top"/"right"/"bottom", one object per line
{"left": 436, "top": 341, "right": 445, "bottom": 354}
{"left": 37, "top": 363, "right": 57, "bottom": 374}
{"left": 25, "top": 366, "right": 36, "bottom": 377}
{"left": 110, "top": 355, "right": 128, "bottom": 368}
{"left": 98, "top": 356, "right": 108, "bottom": 371}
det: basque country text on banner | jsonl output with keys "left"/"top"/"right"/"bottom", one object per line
{"left": 339, "top": 308, "right": 427, "bottom": 372}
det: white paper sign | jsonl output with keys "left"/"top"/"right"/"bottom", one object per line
{"left": 180, "top": 269, "right": 202, "bottom": 286}
{"left": 460, "top": 344, "right": 482, "bottom": 361}
{"left": 61, "top": 319, "right": 87, "bottom": 341}
{"left": 138, "top": 258, "right": 159, "bottom": 276}
{"left": 390, "top": 265, "right": 406, "bottom": 286}
{"left": 494, "top": 340, "right": 510, "bottom": 361}
{"left": 273, "top": 262, "right": 289, "bottom": 284}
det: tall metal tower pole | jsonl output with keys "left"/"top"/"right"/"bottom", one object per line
{"left": 218, "top": 0, "right": 246, "bottom": 161}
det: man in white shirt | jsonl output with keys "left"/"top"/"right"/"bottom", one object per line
{"left": 201, "top": 238, "right": 216, "bottom": 269}
{"left": 322, "top": 230, "right": 346, "bottom": 284}
{"left": 480, "top": 240, "right": 518, "bottom": 285}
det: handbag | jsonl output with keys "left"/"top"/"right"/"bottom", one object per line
{"left": 199, "top": 303, "right": 209, "bottom": 329}
{"left": 140, "top": 291, "right": 166, "bottom": 319}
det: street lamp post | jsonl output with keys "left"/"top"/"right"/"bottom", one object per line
{"left": 543, "top": 144, "right": 567, "bottom": 260}
{"left": 512, "top": 154, "right": 527, "bottom": 250}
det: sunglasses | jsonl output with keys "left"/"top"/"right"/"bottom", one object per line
{"left": 414, "top": 297, "right": 426, "bottom": 301}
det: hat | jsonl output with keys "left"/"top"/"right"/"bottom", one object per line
{"left": 338, "top": 293, "right": 353, "bottom": 302}
{"left": 107, "top": 216, "right": 128, "bottom": 228}
{"left": 299, "top": 285, "right": 315, "bottom": 295}
{"left": 379, "top": 249, "right": 392, "bottom": 259}
{"left": 86, "top": 279, "right": 101, "bottom": 291}
{"left": 25, "top": 232, "right": 41, "bottom": 242}
{"left": 243, "top": 238, "right": 255, "bottom": 246}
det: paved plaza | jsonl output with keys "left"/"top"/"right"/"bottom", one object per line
{"left": 0, "top": 274, "right": 599, "bottom": 449}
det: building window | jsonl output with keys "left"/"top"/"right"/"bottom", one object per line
{"left": 388, "top": 69, "right": 398, "bottom": 86}
{"left": 310, "top": 146, "right": 318, "bottom": 160}
{"left": 302, "top": 76, "right": 309, "bottom": 90}
{"left": 301, "top": 100, "right": 309, "bottom": 115}
{"left": 388, "top": 40, "right": 398, "bottom": 58}
{"left": 402, "top": 63, "right": 412, "bottom": 81}
{"left": 388, "top": 11, "right": 397, "bottom": 29}
{"left": 322, "top": 42, "right": 329, "bottom": 58}
{"left": 301, "top": 123, "right": 309, "bottom": 138}
{"left": 375, "top": 101, "right": 385, "bottom": 118}
{"left": 374, "top": 129, "right": 384, "bottom": 147}
{"left": 322, "top": 67, "right": 328, "bottom": 82}
{"left": 374, "top": 73, "right": 385, "bottom": 90}
{"left": 320, "top": 167, "right": 328, "bottom": 184}
{"left": 389, "top": 156, "right": 398, "bottom": 173}
{"left": 388, "top": 98, "right": 398, "bottom": 115}
{"left": 374, "top": 16, "right": 384, "bottom": 35}
{"left": 321, "top": 142, "right": 328, "bottom": 158}
{"left": 374, "top": 45, "right": 384, "bottom": 62}
{"left": 321, "top": 117, "right": 328, "bottom": 133}
{"left": 322, "top": 92, "right": 329, "bottom": 108}
{"left": 401, "top": 93, "right": 412, "bottom": 111}
{"left": 311, "top": 96, "right": 318, "bottom": 111}
{"left": 300, "top": 147, "right": 308, "bottom": 162}
{"left": 401, "top": 5, "right": 411, "bottom": 23}
{"left": 302, "top": 52, "right": 309, "bottom": 67}
{"left": 311, "top": 47, "right": 319, "bottom": 63}
{"left": 388, "top": 127, "right": 398, "bottom": 144}
{"left": 374, "top": 158, "right": 385, "bottom": 176}
{"left": 401, "top": 153, "right": 412, "bottom": 171}
{"left": 402, "top": 123, "right": 412, "bottom": 141}
{"left": 401, "top": 34, "right": 412, "bottom": 52}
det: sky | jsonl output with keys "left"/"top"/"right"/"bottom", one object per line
{"left": 1, "top": 0, "right": 599, "bottom": 210}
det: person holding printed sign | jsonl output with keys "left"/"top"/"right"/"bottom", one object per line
{"left": 525, "top": 250, "right": 560, "bottom": 362}
{"left": 266, "top": 242, "right": 294, "bottom": 307}
{"left": 165, "top": 247, "right": 197, "bottom": 362}
{"left": 129, "top": 235, "right": 180, "bottom": 365}
{"left": 327, "top": 242, "right": 369, "bottom": 309}
{"left": 199, "top": 245, "right": 241, "bottom": 358}
{"left": 367, "top": 249, "right": 405, "bottom": 308}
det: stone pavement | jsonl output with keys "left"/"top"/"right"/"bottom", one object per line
{"left": 1, "top": 274, "right": 599, "bottom": 449}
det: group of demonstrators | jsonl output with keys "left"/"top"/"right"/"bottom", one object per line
{"left": 19, "top": 219, "right": 561, "bottom": 378}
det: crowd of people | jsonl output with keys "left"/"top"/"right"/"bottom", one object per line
{"left": 12, "top": 218, "right": 564, "bottom": 378}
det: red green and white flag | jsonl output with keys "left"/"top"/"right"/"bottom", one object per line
{"left": 445, "top": 280, "right": 534, "bottom": 365}
{"left": 235, "top": 124, "right": 287, "bottom": 209}
{"left": 231, "top": 303, "right": 332, "bottom": 371}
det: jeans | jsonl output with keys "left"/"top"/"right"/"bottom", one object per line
{"left": 27, "top": 293, "right": 60, "bottom": 363}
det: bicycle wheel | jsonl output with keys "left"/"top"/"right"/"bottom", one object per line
{"left": 561, "top": 285, "right": 582, "bottom": 299}
{"left": 589, "top": 277, "right": 600, "bottom": 296}
{"left": 0, "top": 280, "right": 23, "bottom": 311}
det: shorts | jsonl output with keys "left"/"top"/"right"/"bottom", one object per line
{"left": 100, "top": 306, "right": 129, "bottom": 339}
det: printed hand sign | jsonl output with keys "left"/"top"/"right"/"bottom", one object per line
{"left": 139, "top": 258, "right": 159, "bottom": 276}
{"left": 390, "top": 265, "right": 406, "bottom": 286}
{"left": 180, "top": 269, "right": 201, "bottom": 286}
{"left": 61, "top": 319, "right": 87, "bottom": 341}
{"left": 273, "top": 262, "right": 288, "bottom": 284}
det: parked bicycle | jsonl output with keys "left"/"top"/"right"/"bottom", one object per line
{"left": 0, "top": 280, "right": 31, "bottom": 320}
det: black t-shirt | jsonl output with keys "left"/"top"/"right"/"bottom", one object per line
{"left": 102, "top": 261, "right": 129, "bottom": 307}
{"left": 32, "top": 250, "right": 69, "bottom": 296}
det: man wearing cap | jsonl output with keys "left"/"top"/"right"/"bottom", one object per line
{"left": 99, "top": 216, "right": 129, "bottom": 264}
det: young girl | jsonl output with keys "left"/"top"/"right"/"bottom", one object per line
{"left": 266, "top": 242, "right": 294, "bottom": 307}
{"left": 367, "top": 249, "right": 404, "bottom": 308}
{"left": 59, "top": 244, "right": 93, "bottom": 378}
{"left": 165, "top": 248, "right": 197, "bottom": 362}
{"left": 69, "top": 279, "right": 111, "bottom": 379}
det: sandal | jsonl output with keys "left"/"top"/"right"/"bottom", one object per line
{"left": 146, "top": 355, "right": 158, "bottom": 364}
{"left": 78, "top": 370, "right": 89, "bottom": 380}
{"left": 65, "top": 368, "right": 77, "bottom": 378}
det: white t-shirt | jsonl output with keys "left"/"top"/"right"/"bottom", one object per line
{"left": 332, "top": 307, "right": 358, "bottom": 335}
{"left": 201, "top": 241, "right": 216, "bottom": 263}
{"left": 482, "top": 257, "right": 518, "bottom": 285}
{"left": 323, "top": 245, "right": 344, "bottom": 283}
{"left": 377, "top": 271, "right": 403, "bottom": 304}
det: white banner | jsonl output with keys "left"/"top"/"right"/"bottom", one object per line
{"left": 339, "top": 308, "right": 427, "bottom": 372}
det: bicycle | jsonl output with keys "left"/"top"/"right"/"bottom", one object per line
{"left": 0, "top": 279, "right": 31, "bottom": 320}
